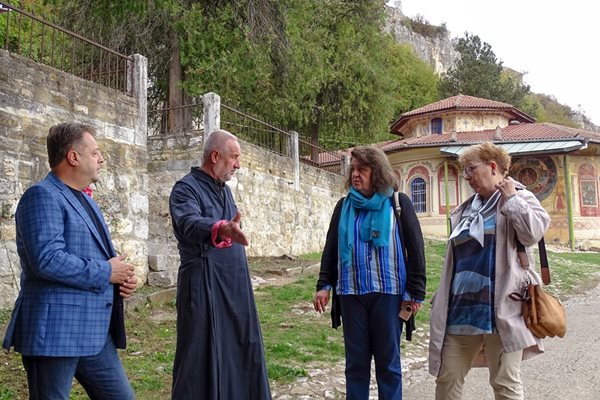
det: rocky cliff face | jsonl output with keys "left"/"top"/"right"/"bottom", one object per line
{"left": 383, "top": 4, "right": 458, "bottom": 75}
{"left": 383, "top": 5, "right": 599, "bottom": 132}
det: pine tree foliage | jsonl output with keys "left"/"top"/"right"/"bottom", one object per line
{"left": 439, "top": 33, "right": 531, "bottom": 109}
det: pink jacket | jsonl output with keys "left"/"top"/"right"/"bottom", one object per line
{"left": 428, "top": 183, "right": 551, "bottom": 377}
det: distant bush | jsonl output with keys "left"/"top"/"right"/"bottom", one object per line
{"left": 402, "top": 14, "right": 448, "bottom": 39}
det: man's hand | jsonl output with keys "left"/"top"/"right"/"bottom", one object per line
{"left": 119, "top": 275, "right": 138, "bottom": 298}
{"left": 313, "top": 289, "right": 330, "bottom": 313}
{"left": 109, "top": 253, "right": 135, "bottom": 285}
{"left": 218, "top": 212, "right": 249, "bottom": 246}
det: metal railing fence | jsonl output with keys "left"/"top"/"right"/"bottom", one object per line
{"left": 298, "top": 136, "right": 345, "bottom": 174}
{"left": 220, "top": 102, "right": 291, "bottom": 158}
{"left": 147, "top": 97, "right": 346, "bottom": 175}
{"left": 147, "top": 100, "right": 204, "bottom": 137}
{"left": 0, "top": 2, "right": 133, "bottom": 94}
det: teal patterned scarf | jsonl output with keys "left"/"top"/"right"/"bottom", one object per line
{"left": 338, "top": 187, "right": 393, "bottom": 267}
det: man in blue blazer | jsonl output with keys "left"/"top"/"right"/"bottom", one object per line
{"left": 2, "top": 122, "right": 138, "bottom": 399}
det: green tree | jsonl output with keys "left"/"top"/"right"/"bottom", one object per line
{"left": 181, "top": 0, "right": 439, "bottom": 148}
{"left": 439, "top": 33, "right": 530, "bottom": 109}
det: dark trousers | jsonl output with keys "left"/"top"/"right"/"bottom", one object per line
{"left": 340, "top": 293, "right": 403, "bottom": 400}
{"left": 21, "top": 335, "right": 134, "bottom": 400}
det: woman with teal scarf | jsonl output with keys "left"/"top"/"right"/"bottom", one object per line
{"left": 313, "top": 146, "right": 426, "bottom": 400}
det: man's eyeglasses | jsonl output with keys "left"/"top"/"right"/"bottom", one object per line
{"left": 463, "top": 162, "right": 487, "bottom": 176}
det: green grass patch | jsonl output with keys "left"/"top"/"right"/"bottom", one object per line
{"left": 256, "top": 273, "right": 346, "bottom": 383}
{"left": 0, "top": 387, "right": 17, "bottom": 400}
{"left": 298, "top": 252, "right": 323, "bottom": 261}
{"left": 543, "top": 250, "right": 600, "bottom": 295}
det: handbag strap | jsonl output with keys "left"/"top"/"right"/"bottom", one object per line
{"left": 516, "top": 237, "right": 551, "bottom": 285}
{"left": 538, "top": 237, "right": 550, "bottom": 285}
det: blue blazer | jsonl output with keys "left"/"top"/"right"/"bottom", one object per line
{"left": 2, "top": 172, "right": 126, "bottom": 356}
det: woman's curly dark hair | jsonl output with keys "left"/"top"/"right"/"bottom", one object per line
{"left": 344, "top": 146, "right": 397, "bottom": 194}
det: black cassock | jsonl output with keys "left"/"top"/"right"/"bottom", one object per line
{"left": 169, "top": 167, "right": 271, "bottom": 400}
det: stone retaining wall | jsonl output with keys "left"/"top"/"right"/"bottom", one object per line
{"left": 146, "top": 130, "right": 344, "bottom": 287}
{"left": 0, "top": 50, "right": 148, "bottom": 307}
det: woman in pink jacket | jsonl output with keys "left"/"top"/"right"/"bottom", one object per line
{"left": 428, "top": 142, "right": 551, "bottom": 400}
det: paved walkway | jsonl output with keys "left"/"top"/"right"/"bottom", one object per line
{"left": 272, "top": 281, "right": 600, "bottom": 399}
{"left": 403, "top": 281, "right": 600, "bottom": 399}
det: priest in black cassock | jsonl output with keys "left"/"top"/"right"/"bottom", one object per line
{"left": 169, "top": 129, "right": 271, "bottom": 399}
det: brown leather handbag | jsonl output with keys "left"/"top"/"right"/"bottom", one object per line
{"left": 511, "top": 238, "right": 567, "bottom": 339}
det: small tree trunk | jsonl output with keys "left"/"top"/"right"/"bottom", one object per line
{"left": 167, "top": 25, "right": 188, "bottom": 133}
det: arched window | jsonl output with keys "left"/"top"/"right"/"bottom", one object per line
{"left": 410, "top": 177, "right": 427, "bottom": 213}
{"left": 431, "top": 118, "right": 443, "bottom": 134}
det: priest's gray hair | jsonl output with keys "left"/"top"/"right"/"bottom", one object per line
{"left": 202, "top": 129, "right": 239, "bottom": 162}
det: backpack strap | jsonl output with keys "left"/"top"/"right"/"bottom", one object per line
{"left": 392, "top": 191, "right": 405, "bottom": 258}
{"left": 393, "top": 191, "right": 402, "bottom": 219}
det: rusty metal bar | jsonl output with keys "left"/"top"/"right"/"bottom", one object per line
{"left": 109, "top": 54, "right": 113, "bottom": 88}
{"left": 40, "top": 22, "right": 45, "bottom": 62}
{"left": 50, "top": 26, "right": 55, "bottom": 66}
{"left": 3, "top": 7, "right": 8, "bottom": 49}
{"left": 28, "top": 14, "right": 33, "bottom": 58}
{"left": 70, "top": 36, "right": 75, "bottom": 74}
{"left": 16, "top": 7, "right": 22, "bottom": 53}
{"left": 99, "top": 46, "right": 103, "bottom": 84}
{"left": 80, "top": 37, "right": 84, "bottom": 77}
{"left": 60, "top": 30, "right": 65, "bottom": 71}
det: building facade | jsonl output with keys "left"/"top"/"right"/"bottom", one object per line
{"left": 382, "top": 95, "right": 600, "bottom": 249}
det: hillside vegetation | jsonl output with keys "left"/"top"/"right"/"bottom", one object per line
{"left": 1, "top": 0, "right": 596, "bottom": 150}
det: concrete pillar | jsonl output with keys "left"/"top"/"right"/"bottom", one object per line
{"left": 203, "top": 92, "right": 221, "bottom": 139}
{"left": 129, "top": 54, "right": 148, "bottom": 147}
{"left": 342, "top": 154, "right": 351, "bottom": 177}
{"left": 290, "top": 131, "right": 300, "bottom": 191}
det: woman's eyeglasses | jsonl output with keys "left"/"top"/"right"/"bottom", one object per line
{"left": 463, "top": 162, "right": 487, "bottom": 176}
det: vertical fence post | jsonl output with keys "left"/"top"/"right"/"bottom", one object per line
{"left": 130, "top": 54, "right": 148, "bottom": 146}
{"left": 290, "top": 131, "right": 300, "bottom": 190}
{"left": 203, "top": 92, "right": 221, "bottom": 140}
{"left": 342, "top": 154, "right": 351, "bottom": 177}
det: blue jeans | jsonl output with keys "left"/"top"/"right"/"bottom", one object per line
{"left": 340, "top": 293, "right": 403, "bottom": 400}
{"left": 21, "top": 335, "right": 134, "bottom": 400}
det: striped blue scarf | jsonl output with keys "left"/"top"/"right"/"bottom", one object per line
{"left": 338, "top": 187, "right": 393, "bottom": 268}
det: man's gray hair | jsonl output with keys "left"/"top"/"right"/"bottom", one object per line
{"left": 202, "top": 129, "right": 239, "bottom": 163}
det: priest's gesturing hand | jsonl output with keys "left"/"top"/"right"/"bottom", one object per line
{"left": 219, "top": 212, "right": 249, "bottom": 246}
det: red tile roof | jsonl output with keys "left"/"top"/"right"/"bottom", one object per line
{"left": 390, "top": 94, "right": 536, "bottom": 135}
{"left": 380, "top": 122, "right": 600, "bottom": 153}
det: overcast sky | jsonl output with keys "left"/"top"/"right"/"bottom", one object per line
{"left": 390, "top": 0, "right": 599, "bottom": 125}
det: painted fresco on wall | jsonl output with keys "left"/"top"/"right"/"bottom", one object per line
{"left": 578, "top": 163, "right": 598, "bottom": 216}
{"left": 510, "top": 156, "right": 557, "bottom": 201}
{"left": 553, "top": 183, "right": 566, "bottom": 213}
{"left": 581, "top": 181, "right": 597, "bottom": 206}
{"left": 437, "top": 165, "right": 458, "bottom": 214}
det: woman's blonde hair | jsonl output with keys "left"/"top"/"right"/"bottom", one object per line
{"left": 345, "top": 146, "right": 397, "bottom": 193}
{"left": 459, "top": 141, "right": 511, "bottom": 176}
